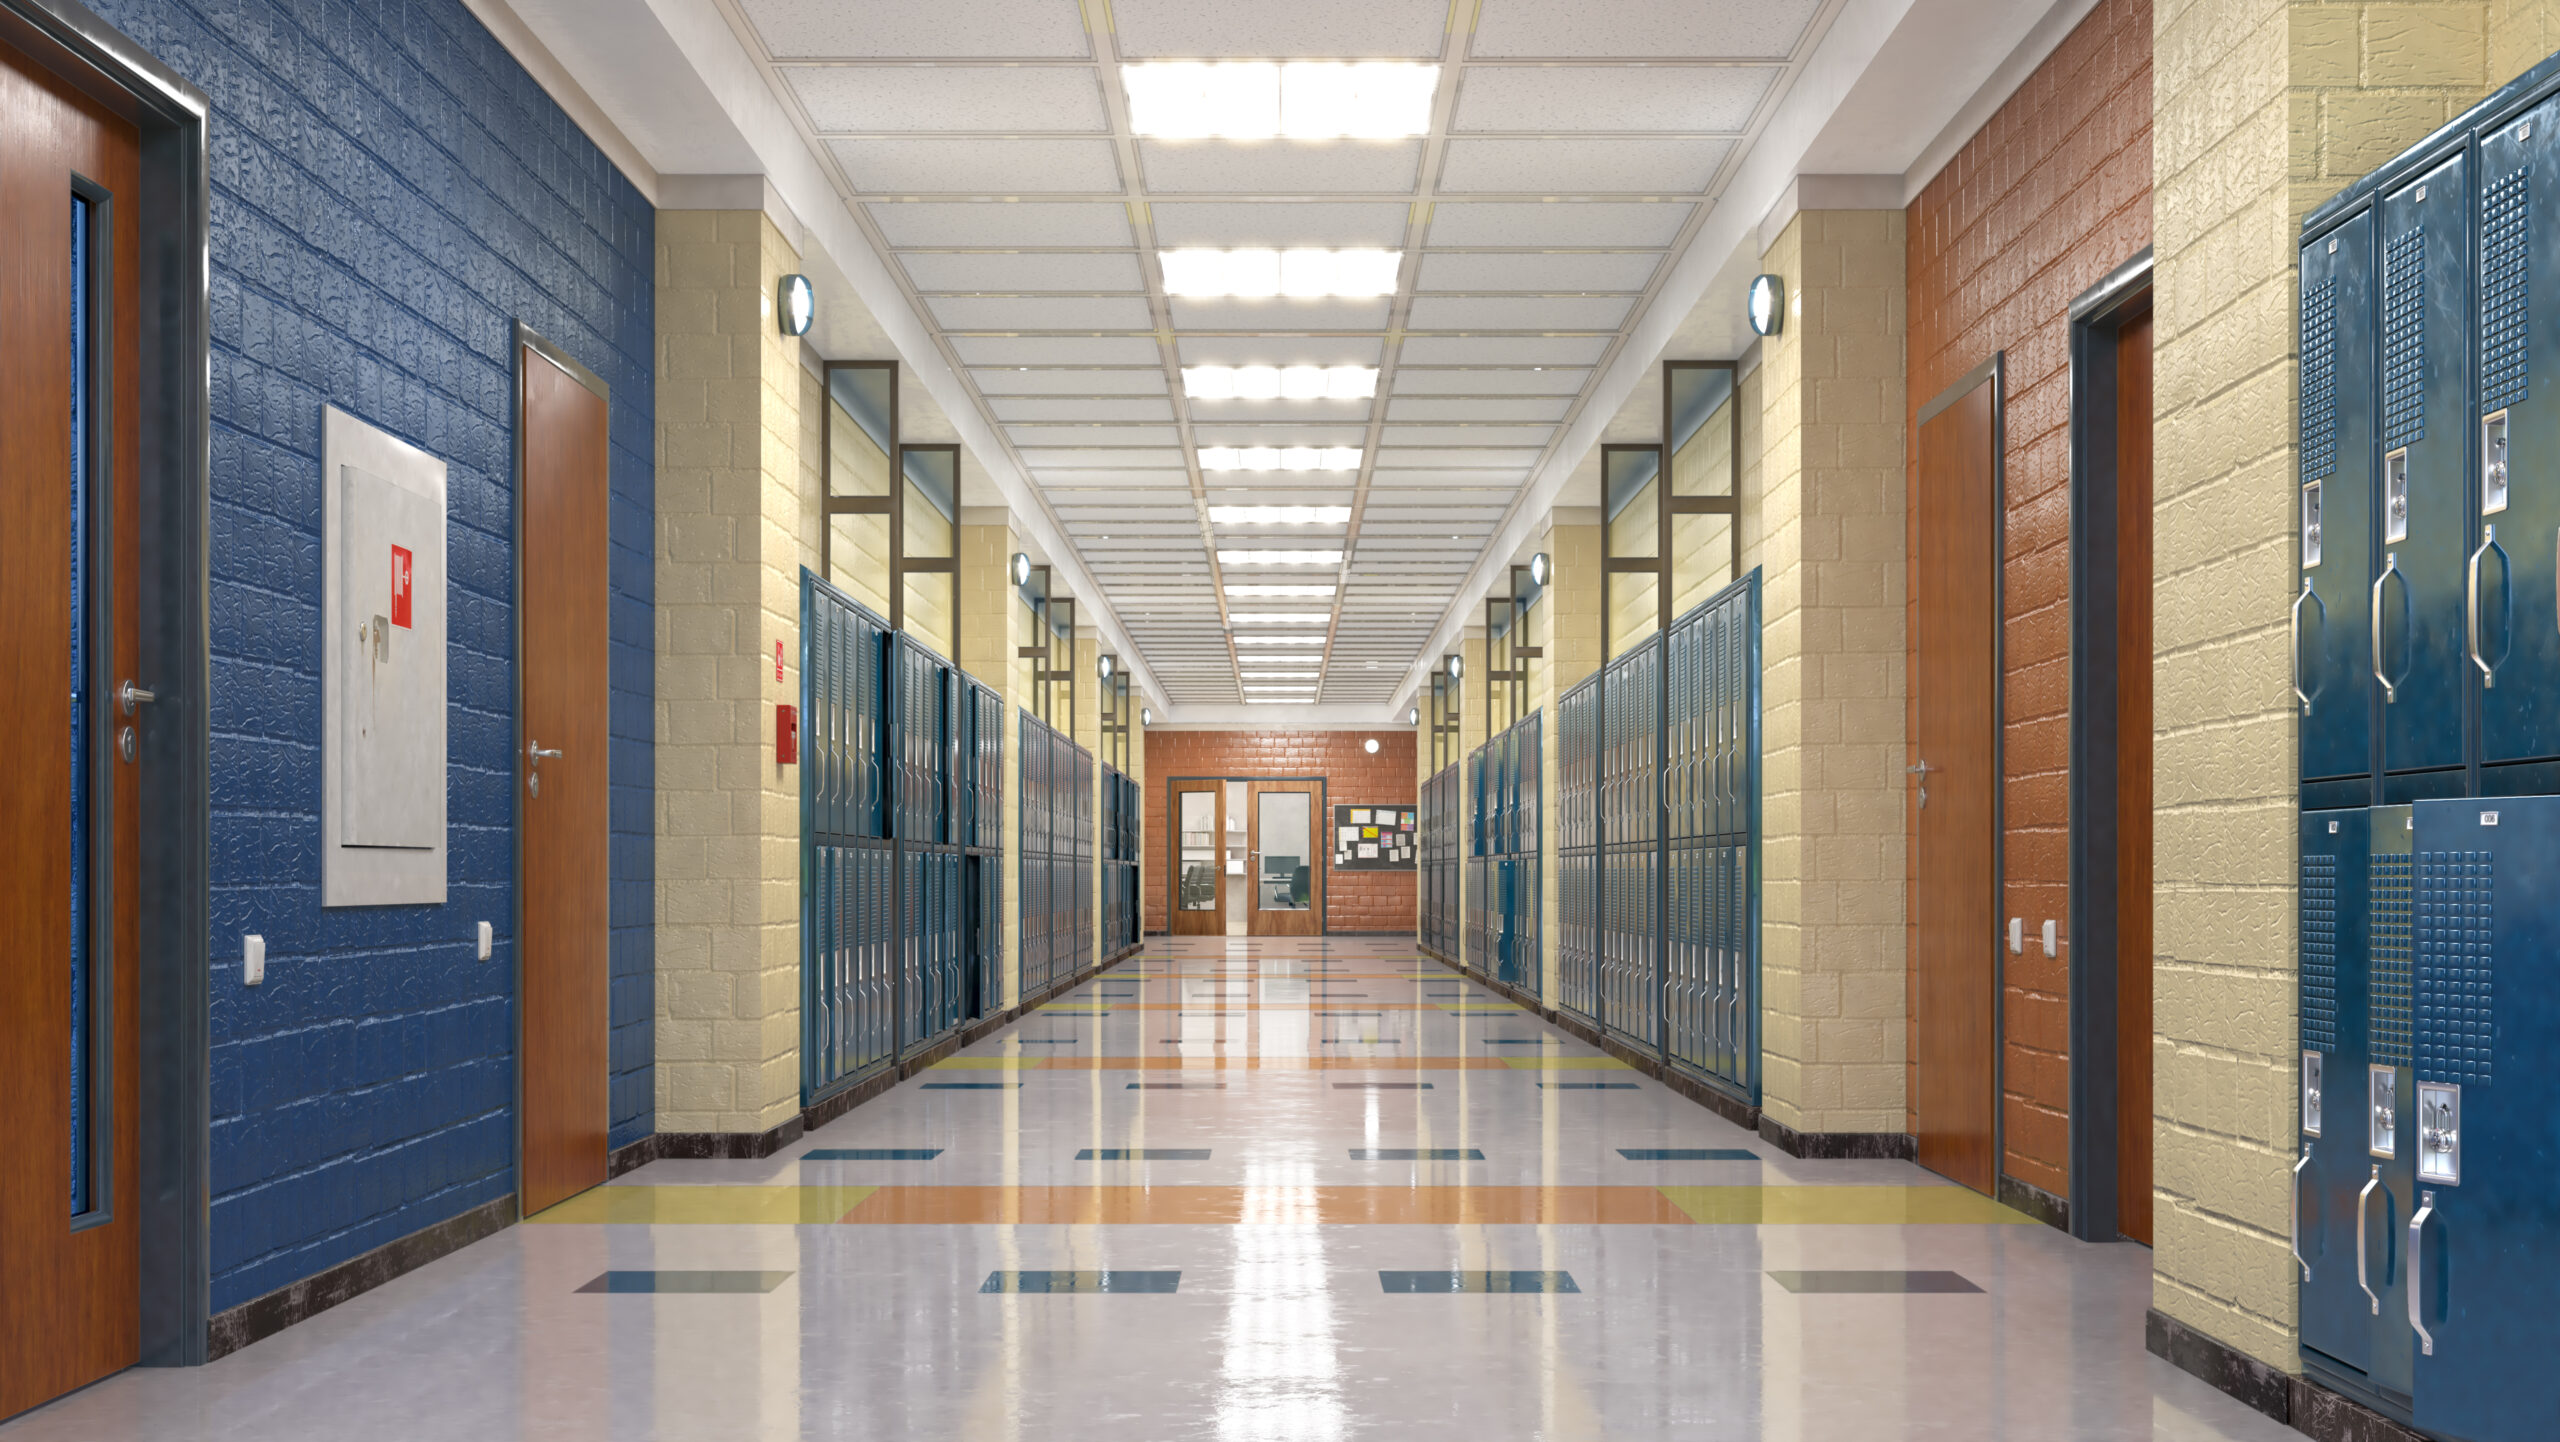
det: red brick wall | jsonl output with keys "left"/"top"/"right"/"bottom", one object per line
{"left": 1142, "top": 728, "right": 1417, "bottom": 934}
{"left": 1903, "top": 0, "right": 2150, "bottom": 1199}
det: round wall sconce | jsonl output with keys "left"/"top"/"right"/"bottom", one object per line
{"left": 1098, "top": 653, "right": 1115, "bottom": 680}
{"left": 1010, "top": 552, "right": 1032, "bottom": 586}
{"left": 1141, "top": 707, "right": 1152, "bottom": 726}
{"left": 1528, "top": 551, "right": 1550, "bottom": 586}
{"left": 1447, "top": 654, "right": 1462, "bottom": 680}
{"left": 1408, "top": 706, "right": 1420, "bottom": 726}
{"left": 1363, "top": 738, "right": 1380, "bottom": 755}
{"left": 777, "top": 274, "right": 815, "bottom": 337}
{"left": 1747, "top": 274, "right": 1785, "bottom": 337}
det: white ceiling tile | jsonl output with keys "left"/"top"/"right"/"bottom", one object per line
{"left": 1178, "top": 335, "right": 1384, "bottom": 366}
{"left": 1374, "top": 445, "right": 1547, "bottom": 466}
{"left": 1415, "top": 251, "right": 1658, "bottom": 292}
{"left": 1006, "top": 424, "right": 1182, "bottom": 445}
{"left": 1138, "top": 140, "right": 1422, "bottom": 193}
{"left": 951, "top": 335, "right": 1163, "bottom": 365}
{"left": 991, "top": 396, "right": 1177, "bottom": 422}
{"left": 1397, "top": 334, "right": 1612, "bottom": 365}
{"left": 1150, "top": 202, "right": 1413, "bottom": 248}
{"left": 1203, "top": 486, "right": 1354, "bottom": 505}
{"left": 1390, "top": 367, "right": 1588, "bottom": 395}
{"left": 1439, "top": 137, "right": 1732, "bottom": 193}
{"left": 902, "top": 252, "right": 1144, "bottom": 292}
{"left": 831, "top": 137, "right": 1123, "bottom": 193}
{"left": 928, "top": 295, "right": 1154, "bottom": 329}
{"left": 1185, "top": 396, "right": 1374, "bottom": 424}
{"left": 1470, "top": 0, "right": 1822, "bottom": 58}
{"left": 869, "top": 202, "right": 1134, "bottom": 247}
{"left": 1365, "top": 484, "right": 1521, "bottom": 501}
{"left": 1424, "top": 202, "right": 1691, "bottom": 246}
{"left": 1015, "top": 447, "right": 1186, "bottom": 467}
{"left": 1169, "top": 296, "right": 1392, "bottom": 330}
{"left": 973, "top": 368, "right": 1169, "bottom": 394}
{"left": 1385, "top": 396, "right": 1571, "bottom": 422}
{"left": 741, "top": 0, "right": 1092, "bottom": 58}
{"left": 786, "top": 65, "right": 1109, "bottom": 131}
{"left": 1380, "top": 424, "right": 1555, "bottom": 446}
{"left": 1112, "top": 0, "right": 1448, "bottom": 57}
{"left": 1406, "top": 295, "right": 1634, "bottom": 329}
{"left": 1450, "top": 65, "right": 1775, "bottom": 132}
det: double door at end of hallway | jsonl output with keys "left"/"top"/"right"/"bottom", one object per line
{"left": 1171, "top": 779, "right": 1323, "bottom": 936}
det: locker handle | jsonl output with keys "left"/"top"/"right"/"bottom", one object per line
{"left": 2291, "top": 1147, "right": 2312, "bottom": 1280}
{"left": 2291, "top": 579, "right": 2321, "bottom": 715}
{"left": 2409, "top": 1190, "right": 2435, "bottom": 1357}
{"left": 2370, "top": 554, "right": 2404, "bottom": 704}
{"left": 2466, "top": 524, "right": 2508, "bottom": 689}
{"left": 2357, "top": 1164, "right": 2382, "bottom": 1315}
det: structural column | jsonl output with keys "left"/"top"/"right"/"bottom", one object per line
{"left": 1753, "top": 205, "right": 1909, "bottom": 1145}
{"left": 959, "top": 509, "right": 1026, "bottom": 1006}
{"left": 1533, "top": 511, "right": 1602, "bottom": 1006}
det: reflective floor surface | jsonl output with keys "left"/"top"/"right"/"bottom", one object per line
{"left": 7, "top": 938, "right": 2297, "bottom": 1441}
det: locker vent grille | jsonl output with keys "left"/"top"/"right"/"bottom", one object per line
{"left": 2300, "top": 278, "right": 2339, "bottom": 483}
{"left": 2383, "top": 226, "right": 2427, "bottom": 451}
{"left": 2301, "top": 854, "right": 2338, "bottom": 1053}
{"left": 2417, "top": 851, "right": 2493, "bottom": 1086}
{"left": 2370, "top": 853, "right": 2413, "bottom": 1065}
{"left": 2482, "top": 170, "right": 2532, "bottom": 415}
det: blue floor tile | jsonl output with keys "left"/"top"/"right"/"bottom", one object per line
{"left": 1076, "top": 1148, "right": 1212, "bottom": 1160}
{"left": 803, "top": 1148, "right": 944, "bottom": 1160}
{"left": 578, "top": 1271, "right": 794, "bottom": 1294}
{"left": 1351, "top": 1148, "right": 1483, "bottom": 1160}
{"left": 1617, "top": 1148, "right": 1760, "bottom": 1161}
{"left": 1768, "top": 1271, "right": 1982, "bottom": 1294}
{"left": 981, "top": 1271, "right": 1181, "bottom": 1294}
{"left": 1378, "top": 1271, "right": 1579, "bottom": 1294}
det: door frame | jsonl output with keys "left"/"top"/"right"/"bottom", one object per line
{"left": 1912, "top": 351, "right": 2006, "bottom": 1195}
{"left": 1243, "top": 779, "right": 1325, "bottom": 936}
{"left": 0, "top": 0, "right": 214, "bottom": 1370}
{"left": 2065, "top": 245, "right": 2156, "bottom": 1243}
{"left": 511, "top": 322, "right": 612, "bottom": 1216}
{"left": 1167, "top": 780, "right": 1225, "bottom": 935}
{"left": 1164, "top": 774, "right": 1330, "bottom": 934}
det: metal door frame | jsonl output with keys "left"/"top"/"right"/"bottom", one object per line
{"left": 1164, "top": 774, "right": 1331, "bottom": 935}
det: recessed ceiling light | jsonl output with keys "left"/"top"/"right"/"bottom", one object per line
{"left": 1226, "top": 584, "right": 1335, "bottom": 598}
{"left": 1225, "top": 611, "right": 1330, "bottom": 624}
{"left": 1234, "top": 634, "right": 1327, "bottom": 646}
{"left": 1244, "top": 696, "right": 1316, "bottom": 704}
{"left": 1184, "top": 365, "right": 1377, "bottom": 401}
{"left": 1162, "top": 249, "right": 1400, "bottom": 299}
{"left": 1219, "top": 548, "right": 1342, "bottom": 566}
{"left": 1123, "top": 61, "right": 1435, "bottom": 140}
{"left": 1201, "top": 447, "right": 1361, "bottom": 472}
{"left": 1240, "top": 669, "right": 1320, "bottom": 679}
{"left": 1208, "top": 506, "right": 1351, "bottom": 526}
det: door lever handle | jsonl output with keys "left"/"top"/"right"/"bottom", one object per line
{"left": 528, "top": 742, "right": 562, "bottom": 761}
{"left": 118, "top": 681, "right": 156, "bottom": 715}
{"left": 2358, "top": 1164, "right": 2383, "bottom": 1316}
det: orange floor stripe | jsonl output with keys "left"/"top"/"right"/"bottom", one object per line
{"left": 839, "top": 1185, "right": 1695, "bottom": 1225}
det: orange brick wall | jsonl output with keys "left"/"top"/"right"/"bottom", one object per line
{"left": 1903, "top": 0, "right": 2151, "bottom": 1200}
{"left": 1142, "top": 728, "right": 1417, "bottom": 934}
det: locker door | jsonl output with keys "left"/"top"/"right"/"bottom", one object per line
{"left": 2299, "top": 807, "right": 2379, "bottom": 1381}
{"left": 2301, "top": 215, "right": 2379, "bottom": 784}
{"left": 2407, "top": 796, "right": 2560, "bottom": 1442}
{"left": 2369, "top": 805, "right": 2420, "bottom": 1400}
{"left": 2476, "top": 104, "right": 2560, "bottom": 771}
{"left": 2378, "top": 158, "right": 2474, "bottom": 781}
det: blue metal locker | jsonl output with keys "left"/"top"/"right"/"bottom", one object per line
{"left": 2474, "top": 102, "right": 2560, "bottom": 775}
{"left": 2299, "top": 212, "right": 2379, "bottom": 788}
{"left": 2298, "top": 807, "right": 2380, "bottom": 1382}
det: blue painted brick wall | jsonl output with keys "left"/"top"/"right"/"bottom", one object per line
{"left": 86, "top": 0, "right": 655, "bottom": 1313}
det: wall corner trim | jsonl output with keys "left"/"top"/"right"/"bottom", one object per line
{"left": 456, "top": 0, "right": 659, "bottom": 203}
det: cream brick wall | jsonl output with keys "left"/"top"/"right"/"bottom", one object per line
{"left": 653, "top": 210, "right": 808, "bottom": 1136}
{"left": 1534, "top": 515, "right": 1602, "bottom": 1004}
{"left": 1754, "top": 209, "right": 1909, "bottom": 1138}
{"left": 958, "top": 515, "right": 1024, "bottom": 1006}
{"left": 2491, "top": 0, "right": 2560, "bottom": 77}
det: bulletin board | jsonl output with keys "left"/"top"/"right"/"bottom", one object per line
{"left": 1331, "top": 803, "right": 1417, "bottom": 872}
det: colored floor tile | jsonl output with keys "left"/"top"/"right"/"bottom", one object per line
{"left": 576, "top": 1270, "right": 795, "bottom": 1294}
{"left": 802, "top": 1147, "right": 942, "bottom": 1160}
{"left": 1767, "top": 1270, "right": 1985, "bottom": 1294}
{"left": 1378, "top": 1271, "right": 1581, "bottom": 1294}
{"left": 980, "top": 1271, "right": 1181, "bottom": 1294}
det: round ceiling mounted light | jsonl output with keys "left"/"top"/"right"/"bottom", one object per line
{"left": 1747, "top": 273, "right": 1785, "bottom": 337}
{"left": 1528, "top": 551, "right": 1550, "bottom": 586}
{"left": 1010, "top": 552, "right": 1032, "bottom": 586}
{"left": 777, "top": 273, "right": 815, "bottom": 337}
{"left": 1364, "top": 738, "right": 1380, "bottom": 754}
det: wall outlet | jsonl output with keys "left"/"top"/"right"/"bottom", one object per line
{"left": 477, "top": 920, "right": 492, "bottom": 961}
{"left": 244, "top": 934, "right": 266, "bottom": 986}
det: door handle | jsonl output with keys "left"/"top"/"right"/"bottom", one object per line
{"left": 2358, "top": 1164, "right": 2382, "bottom": 1316}
{"left": 2291, "top": 579, "right": 2320, "bottom": 715}
{"left": 527, "top": 740, "right": 561, "bottom": 796}
{"left": 2292, "top": 1147, "right": 2313, "bottom": 1280}
{"left": 2467, "top": 524, "right": 2508, "bottom": 688}
{"left": 2409, "top": 1190, "right": 2436, "bottom": 1356}
{"left": 118, "top": 680, "right": 157, "bottom": 715}
{"left": 528, "top": 742, "right": 562, "bottom": 761}
{"left": 2371, "top": 553, "right": 2403, "bottom": 704}
{"left": 1907, "top": 761, "right": 1931, "bottom": 810}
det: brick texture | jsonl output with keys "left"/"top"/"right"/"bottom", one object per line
{"left": 93, "top": 0, "right": 656, "bottom": 1313}
{"left": 1143, "top": 729, "right": 1417, "bottom": 934}
{"left": 1904, "top": 0, "right": 2154, "bottom": 1201}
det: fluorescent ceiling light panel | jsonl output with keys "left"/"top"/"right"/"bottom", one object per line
{"left": 1226, "top": 584, "right": 1335, "bottom": 597}
{"left": 1160, "top": 250, "right": 1400, "bottom": 299}
{"left": 1234, "top": 634, "right": 1329, "bottom": 646}
{"left": 1183, "top": 365, "right": 1377, "bottom": 400}
{"left": 1208, "top": 507, "right": 1352, "bottom": 526}
{"left": 1245, "top": 696, "right": 1316, "bottom": 704}
{"left": 1123, "top": 62, "right": 1435, "bottom": 140}
{"left": 1225, "top": 612, "right": 1331, "bottom": 625}
{"left": 1219, "top": 549, "right": 1344, "bottom": 567}
{"left": 1200, "top": 447, "right": 1361, "bottom": 472}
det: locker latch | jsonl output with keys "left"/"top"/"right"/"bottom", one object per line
{"left": 2417, "top": 1083, "right": 2460, "bottom": 1185}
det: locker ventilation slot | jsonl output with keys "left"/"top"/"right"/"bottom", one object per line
{"left": 2369, "top": 853, "right": 2413, "bottom": 1066}
{"left": 2300, "top": 278, "right": 2339, "bottom": 483}
{"left": 2416, "top": 850, "right": 2493, "bottom": 1086}
{"left": 2482, "top": 170, "right": 2531, "bottom": 415}
{"left": 2382, "top": 226, "right": 2426, "bottom": 451}
{"left": 2300, "top": 854, "right": 2338, "bottom": 1054}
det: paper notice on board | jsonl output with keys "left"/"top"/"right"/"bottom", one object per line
{"left": 1358, "top": 843, "right": 1378, "bottom": 859}
{"left": 1339, "top": 825, "right": 1359, "bottom": 844}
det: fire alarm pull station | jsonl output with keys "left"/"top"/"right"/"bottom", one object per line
{"left": 777, "top": 704, "right": 799, "bottom": 765}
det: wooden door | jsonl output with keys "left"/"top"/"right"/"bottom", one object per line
{"left": 2115, "top": 311, "right": 2155, "bottom": 1244}
{"left": 1246, "top": 781, "right": 1322, "bottom": 937}
{"left": 1170, "top": 783, "right": 1224, "bottom": 935}
{"left": 518, "top": 336, "right": 611, "bottom": 1216}
{"left": 1913, "top": 373, "right": 2001, "bottom": 1195}
{"left": 0, "top": 40, "right": 142, "bottom": 1419}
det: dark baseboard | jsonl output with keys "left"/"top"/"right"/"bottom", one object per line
{"left": 1997, "top": 1173, "right": 2071, "bottom": 1233}
{"left": 657, "top": 1113, "right": 804, "bottom": 1161}
{"left": 607, "top": 1134, "right": 660, "bottom": 1178}
{"left": 803, "top": 1064, "right": 903, "bottom": 1132}
{"left": 207, "top": 1193, "right": 516, "bottom": 1361}
{"left": 1757, "top": 1113, "right": 1915, "bottom": 1160}
{"left": 2144, "top": 1308, "right": 2429, "bottom": 1442}
{"left": 1654, "top": 1063, "right": 1762, "bottom": 1132}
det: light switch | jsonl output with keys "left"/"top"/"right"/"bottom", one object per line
{"left": 2041, "top": 919, "right": 2059, "bottom": 957}
{"left": 244, "top": 934, "right": 266, "bottom": 986}
{"left": 477, "top": 920, "right": 492, "bottom": 961}
{"left": 2006, "top": 917, "right": 2022, "bottom": 954}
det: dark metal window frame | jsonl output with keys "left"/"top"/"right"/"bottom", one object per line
{"left": 1017, "top": 562, "right": 1078, "bottom": 735}
{"left": 822, "top": 358, "right": 960, "bottom": 662}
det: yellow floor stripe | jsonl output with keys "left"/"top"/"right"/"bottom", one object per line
{"left": 1656, "top": 1186, "right": 2040, "bottom": 1225}
{"left": 529, "top": 1186, "right": 880, "bottom": 1225}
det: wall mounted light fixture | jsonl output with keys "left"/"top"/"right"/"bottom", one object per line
{"left": 1747, "top": 273, "right": 1784, "bottom": 337}
{"left": 777, "top": 274, "right": 815, "bottom": 336}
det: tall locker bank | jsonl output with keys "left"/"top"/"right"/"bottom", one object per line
{"left": 2294, "top": 54, "right": 2560, "bottom": 1440}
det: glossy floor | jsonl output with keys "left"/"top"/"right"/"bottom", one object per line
{"left": 8, "top": 938, "right": 2292, "bottom": 1440}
